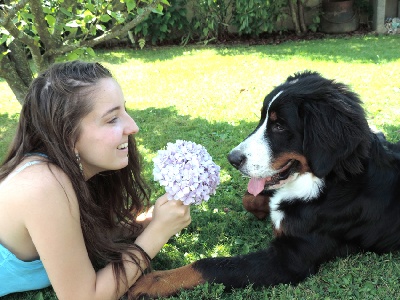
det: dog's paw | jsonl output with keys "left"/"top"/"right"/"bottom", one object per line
{"left": 128, "top": 271, "right": 165, "bottom": 299}
{"left": 242, "top": 191, "right": 271, "bottom": 220}
{"left": 129, "top": 264, "right": 205, "bottom": 299}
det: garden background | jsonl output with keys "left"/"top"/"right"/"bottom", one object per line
{"left": 1, "top": 34, "right": 400, "bottom": 299}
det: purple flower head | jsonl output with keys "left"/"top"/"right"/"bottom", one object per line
{"left": 153, "top": 140, "right": 221, "bottom": 205}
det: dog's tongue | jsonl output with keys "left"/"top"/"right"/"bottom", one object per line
{"left": 248, "top": 177, "right": 269, "bottom": 197}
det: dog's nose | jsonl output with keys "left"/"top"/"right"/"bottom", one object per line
{"left": 228, "top": 150, "right": 246, "bottom": 169}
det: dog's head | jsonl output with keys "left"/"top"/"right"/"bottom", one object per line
{"left": 228, "top": 71, "right": 371, "bottom": 196}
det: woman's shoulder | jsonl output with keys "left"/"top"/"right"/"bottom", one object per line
{"left": 1, "top": 158, "right": 77, "bottom": 208}
{"left": 0, "top": 158, "right": 81, "bottom": 252}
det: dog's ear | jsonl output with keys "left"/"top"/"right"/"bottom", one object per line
{"left": 302, "top": 92, "right": 371, "bottom": 179}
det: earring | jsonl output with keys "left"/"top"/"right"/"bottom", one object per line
{"left": 75, "top": 153, "right": 84, "bottom": 175}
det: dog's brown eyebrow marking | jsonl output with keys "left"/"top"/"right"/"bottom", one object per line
{"left": 270, "top": 111, "right": 277, "bottom": 121}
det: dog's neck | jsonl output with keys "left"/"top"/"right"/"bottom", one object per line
{"left": 269, "top": 172, "right": 324, "bottom": 230}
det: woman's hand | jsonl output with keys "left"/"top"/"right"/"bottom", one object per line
{"left": 136, "top": 205, "right": 154, "bottom": 228}
{"left": 151, "top": 194, "right": 191, "bottom": 237}
{"left": 133, "top": 193, "right": 191, "bottom": 259}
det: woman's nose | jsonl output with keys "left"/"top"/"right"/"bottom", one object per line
{"left": 125, "top": 113, "right": 139, "bottom": 135}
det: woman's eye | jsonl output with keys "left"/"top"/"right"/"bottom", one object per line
{"left": 108, "top": 117, "right": 118, "bottom": 124}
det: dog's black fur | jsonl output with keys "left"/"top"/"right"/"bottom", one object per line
{"left": 131, "top": 71, "right": 400, "bottom": 298}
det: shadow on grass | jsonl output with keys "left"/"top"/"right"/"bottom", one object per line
{"left": 96, "top": 35, "right": 400, "bottom": 65}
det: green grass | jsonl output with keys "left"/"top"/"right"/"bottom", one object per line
{"left": 1, "top": 34, "right": 400, "bottom": 299}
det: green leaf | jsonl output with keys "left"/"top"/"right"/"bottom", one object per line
{"left": 99, "top": 14, "right": 112, "bottom": 23}
{"left": 20, "top": 12, "right": 34, "bottom": 20}
{"left": 86, "top": 3, "right": 95, "bottom": 12}
{"left": 60, "top": 7, "right": 73, "bottom": 17}
{"left": 134, "top": 23, "right": 142, "bottom": 35}
{"left": 89, "top": 25, "right": 97, "bottom": 35}
{"left": 108, "top": 11, "right": 125, "bottom": 23}
{"left": 151, "top": 4, "right": 164, "bottom": 14}
{"left": 45, "top": 15, "right": 56, "bottom": 27}
{"left": 42, "top": 7, "right": 51, "bottom": 14}
{"left": 83, "top": 9, "right": 94, "bottom": 18}
{"left": 0, "top": 35, "right": 7, "bottom": 45}
{"left": 138, "top": 38, "right": 146, "bottom": 49}
{"left": 66, "top": 48, "right": 83, "bottom": 60}
{"left": 33, "top": 292, "right": 44, "bottom": 300}
{"left": 0, "top": 49, "right": 11, "bottom": 60}
{"left": 126, "top": 0, "right": 136, "bottom": 12}
{"left": 85, "top": 47, "right": 96, "bottom": 56}
{"left": 160, "top": 24, "right": 168, "bottom": 32}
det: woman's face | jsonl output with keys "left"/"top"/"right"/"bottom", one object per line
{"left": 74, "top": 78, "right": 139, "bottom": 179}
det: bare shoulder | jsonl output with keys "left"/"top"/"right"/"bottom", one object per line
{"left": 0, "top": 160, "right": 82, "bottom": 260}
{"left": 3, "top": 161, "right": 79, "bottom": 217}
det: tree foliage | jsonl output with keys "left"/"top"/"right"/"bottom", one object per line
{"left": 0, "top": 0, "right": 167, "bottom": 104}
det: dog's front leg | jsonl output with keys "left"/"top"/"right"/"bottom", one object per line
{"left": 128, "top": 262, "right": 205, "bottom": 299}
{"left": 129, "top": 234, "right": 347, "bottom": 299}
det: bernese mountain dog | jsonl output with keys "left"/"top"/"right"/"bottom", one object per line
{"left": 130, "top": 71, "right": 400, "bottom": 298}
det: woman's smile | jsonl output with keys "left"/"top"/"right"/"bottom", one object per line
{"left": 74, "top": 78, "right": 138, "bottom": 178}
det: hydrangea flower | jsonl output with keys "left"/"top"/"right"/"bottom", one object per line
{"left": 153, "top": 140, "right": 221, "bottom": 205}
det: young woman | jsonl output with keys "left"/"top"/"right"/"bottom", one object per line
{"left": 0, "top": 61, "right": 191, "bottom": 299}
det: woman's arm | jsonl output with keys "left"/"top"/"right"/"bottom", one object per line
{"left": 21, "top": 165, "right": 190, "bottom": 300}
{"left": 109, "top": 206, "right": 154, "bottom": 241}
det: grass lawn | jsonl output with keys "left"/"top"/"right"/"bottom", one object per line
{"left": 1, "top": 34, "right": 400, "bottom": 299}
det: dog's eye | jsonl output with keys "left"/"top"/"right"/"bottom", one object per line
{"left": 272, "top": 123, "right": 285, "bottom": 132}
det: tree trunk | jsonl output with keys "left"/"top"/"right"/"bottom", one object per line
{"left": 298, "top": 0, "right": 307, "bottom": 33}
{"left": 0, "top": 41, "right": 32, "bottom": 104}
{"left": 289, "top": 0, "right": 301, "bottom": 36}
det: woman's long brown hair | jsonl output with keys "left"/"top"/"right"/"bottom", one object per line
{"left": 0, "top": 60, "right": 151, "bottom": 296}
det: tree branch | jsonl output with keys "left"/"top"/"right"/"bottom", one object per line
{"left": 89, "top": 1, "right": 163, "bottom": 45}
{"left": 2, "top": 15, "right": 37, "bottom": 51}
{"left": 29, "top": 0, "right": 56, "bottom": 50}
{"left": 43, "top": 0, "right": 163, "bottom": 58}
{"left": 0, "top": 44, "right": 30, "bottom": 104}
{"left": 0, "top": 0, "right": 30, "bottom": 26}
{"left": 8, "top": 39, "right": 33, "bottom": 87}
{"left": 52, "top": 0, "right": 75, "bottom": 43}
{"left": 2, "top": 16, "right": 46, "bottom": 70}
